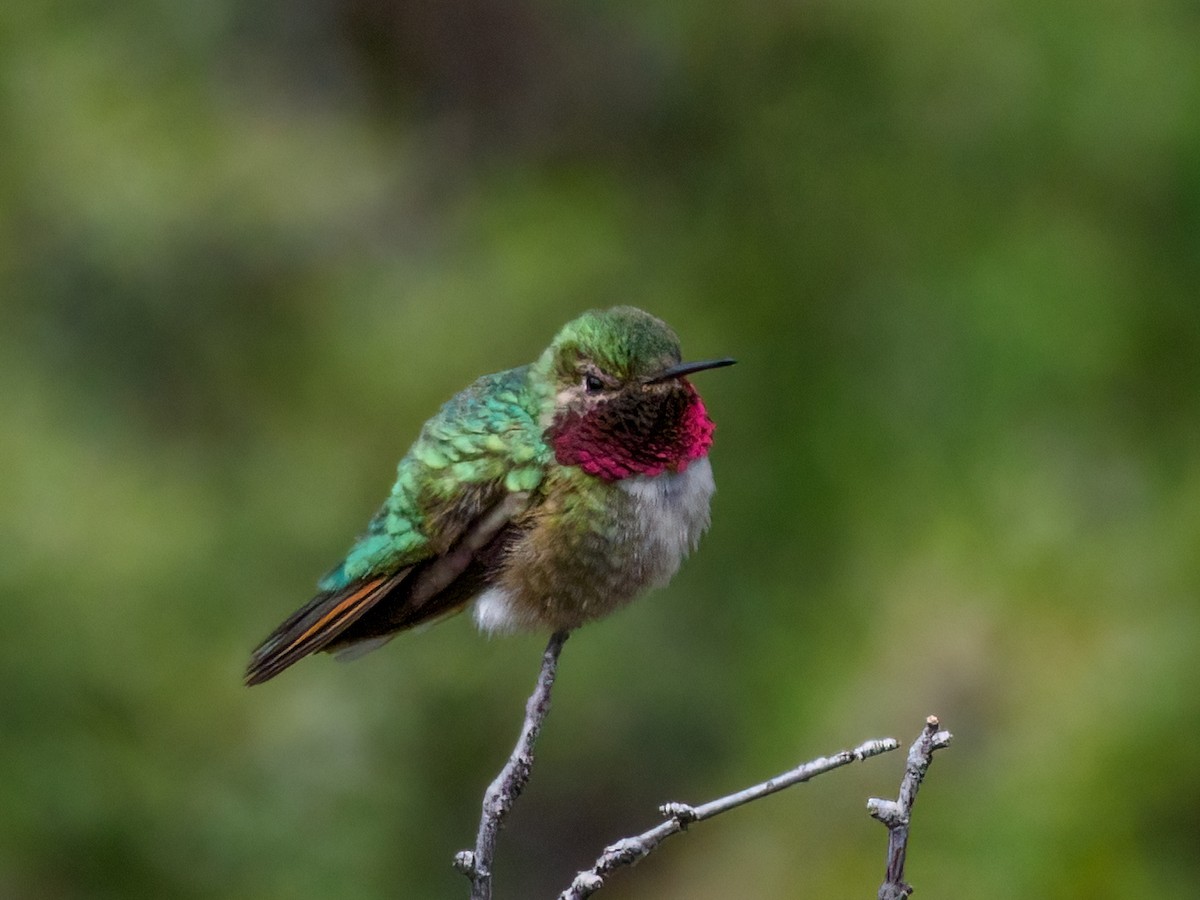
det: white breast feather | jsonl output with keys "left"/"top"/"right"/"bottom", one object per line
{"left": 619, "top": 457, "right": 715, "bottom": 587}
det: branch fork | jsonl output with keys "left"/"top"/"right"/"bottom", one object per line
{"left": 454, "top": 632, "right": 953, "bottom": 900}
{"left": 558, "top": 736, "right": 901, "bottom": 899}
{"left": 867, "top": 715, "right": 954, "bottom": 900}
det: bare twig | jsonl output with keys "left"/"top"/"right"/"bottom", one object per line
{"left": 558, "top": 737, "right": 901, "bottom": 900}
{"left": 454, "top": 630, "right": 570, "bottom": 900}
{"left": 867, "top": 715, "right": 953, "bottom": 900}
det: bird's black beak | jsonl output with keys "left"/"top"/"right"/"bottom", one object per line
{"left": 647, "top": 357, "right": 737, "bottom": 383}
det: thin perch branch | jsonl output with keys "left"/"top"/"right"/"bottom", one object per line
{"left": 454, "top": 630, "right": 570, "bottom": 900}
{"left": 558, "top": 736, "right": 901, "bottom": 900}
{"left": 867, "top": 715, "right": 953, "bottom": 900}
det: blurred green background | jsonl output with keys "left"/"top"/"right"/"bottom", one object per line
{"left": 3, "top": 0, "right": 1198, "bottom": 897}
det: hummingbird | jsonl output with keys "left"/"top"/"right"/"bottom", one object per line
{"left": 245, "top": 306, "right": 733, "bottom": 685}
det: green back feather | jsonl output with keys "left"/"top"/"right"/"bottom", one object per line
{"left": 319, "top": 365, "right": 550, "bottom": 590}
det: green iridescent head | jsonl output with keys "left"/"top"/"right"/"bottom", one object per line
{"left": 536, "top": 306, "right": 682, "bottom": 388}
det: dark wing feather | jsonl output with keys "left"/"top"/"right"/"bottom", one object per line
{"left": 326, "top": 492, "right": 530, "bottom": 649}
{"left": 245, "top": 488, "right": 532, "bottom": 685}
{"left": 245, "top": 570, "right": 409, "bottom": 685}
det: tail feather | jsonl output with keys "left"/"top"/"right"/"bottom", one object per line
{"left": 245, "top": 570, "right": 408, "bottom": 685}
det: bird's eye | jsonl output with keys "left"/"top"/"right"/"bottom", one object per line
{"left": 583, "top": 374, "right": 605, "bottom": 394}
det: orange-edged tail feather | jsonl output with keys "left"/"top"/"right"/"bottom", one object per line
{"left": 245, "top": 571, "right": 407, "bottom": 685}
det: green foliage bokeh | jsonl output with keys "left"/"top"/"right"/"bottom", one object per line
{"left": 3, "top": 1, "right": 1198, "bottom": 897}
